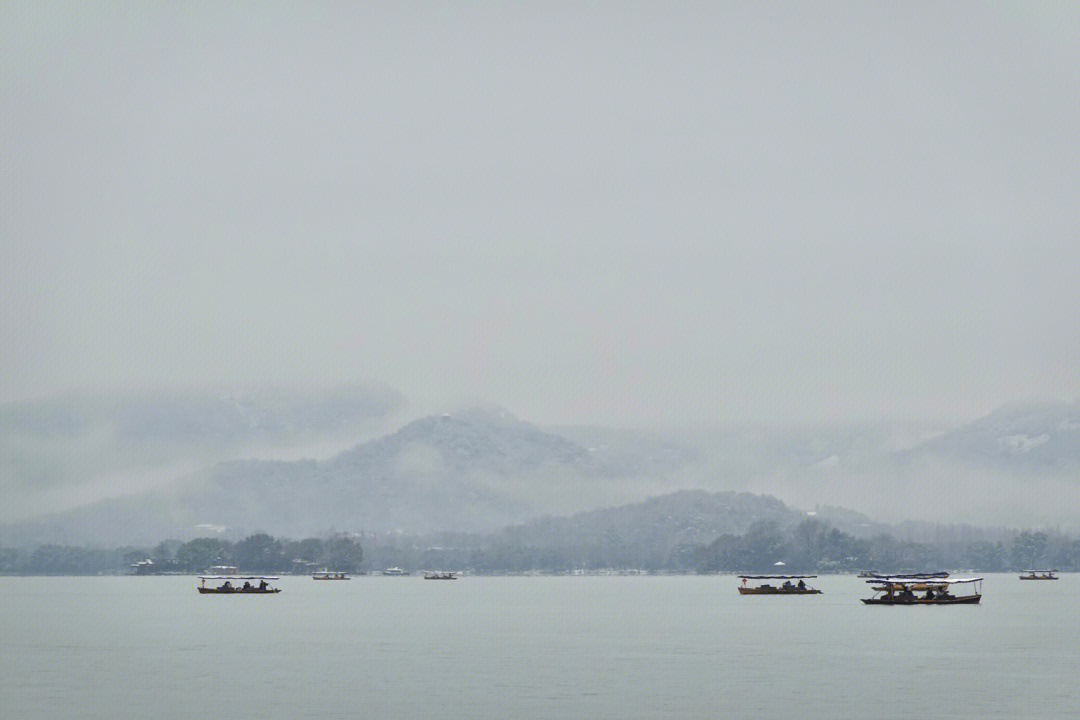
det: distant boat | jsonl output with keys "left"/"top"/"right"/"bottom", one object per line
{"left": 312, "top": 571, "right": 350, "bottom": 580}
{"left": 424, "top": 571, "right": 456, "bottom": 580}
{"left": 1019, "top": 570, "right": 1058, "bottom": 580}
{"left": 197, "top": 576, "right": 280, "bottom": 594}
{"left": 382, "top": 567, "right": 409, "bottom": 576}
{"left": 861, "top": 576, "right": 981, "bottom": 605}
{"left": 737, "top": 575, "right": 821, "bottom": 595}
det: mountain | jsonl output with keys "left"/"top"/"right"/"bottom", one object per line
{"left": 491, "top": 489, "right": 801, "bottom": 550}
{"left": 9, "top": 399, "right": 1080, "bottom": 547}
{"left": 0, "top": 385, "right": 407, "bottom": 521}
{"left": 1, "top": 409, "right": 623, "bottom": 546}
{"left": 904, "top": 402, "right": 1080, "bottom": 472}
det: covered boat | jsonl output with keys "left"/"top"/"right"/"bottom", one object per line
{"left": 424, "top": 571, "right": 457, "bottom": 580}
{"left": 312, "top": 570, "right": 350, "bottom": 580}
{"left": 861, "top": 576, "right": 981, "bottom": 605}
{"left": 1019, "top": 570, "right": 1058, "bottom": 580}
{"left": 737, "top": 575, "right": 821, "bottom": 595}
{"left": 197, "top": 576, "right": 281, "bottom": 594}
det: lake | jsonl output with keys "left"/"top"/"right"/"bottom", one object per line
{"left": 2, "top": 574, "right": 1077, "bottom": 718}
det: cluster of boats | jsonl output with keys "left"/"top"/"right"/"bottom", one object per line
{"left": 738, "top": 569, "right": 1059, "bottom": 604}
{"left": 195, "top": 568, "right": 1061, "bottom": 598}
{"left": 197, "top": 567, "right": 460, "bottom": 593}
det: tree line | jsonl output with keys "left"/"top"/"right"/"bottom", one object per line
{"left": 2, "top": 521, "right": 1079, "bottom": 575}
{"left": 0, "top": 533, "right": 363, "bottom": 575}
{"left": 361, "top": 520, "right": 1080, "bottom": 575}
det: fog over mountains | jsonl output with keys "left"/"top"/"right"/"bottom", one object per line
{"left": 2, "top": 389, "right": 1079, "bottom": 546}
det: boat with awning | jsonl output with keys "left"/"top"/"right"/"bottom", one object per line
{"left": 1019, "top": 570, "right": 1058, "bottom": 580}
{"left": 861, "top": 576, "right": 981, "bottom": 605}
{"left": 737, "top": 575, "right": 822, "bottom": 595}
{"left": 197, "top": 576, "right": 281, "bottom": 594}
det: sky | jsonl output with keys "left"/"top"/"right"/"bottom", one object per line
{"left": 3, "top": 1, "right": 1079, "bottom": 427}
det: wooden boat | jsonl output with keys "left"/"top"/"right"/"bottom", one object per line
{"left": 312, "top": 570, "right": 350, "bottom": 580}
{"left": 424, "top": 571, "right": 457, "bottom": 580}
{"left": 737, "top": 575, "right": 821, "bottom": 595}
{"left": 861, "top": 576, "right": 981, "bottom": 605}
{"left": 197, "top": 576, "right": 280, "bottom": 594}
{"left": 1019, "top": 570, "right": 1058, "bottom": 580}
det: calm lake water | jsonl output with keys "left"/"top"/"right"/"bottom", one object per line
{"left": 2, "top": 574, "right": 1077, "bottom": 719}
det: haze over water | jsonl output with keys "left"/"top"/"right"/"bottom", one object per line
{"left": 4, "top": 575, "right": 1077, "bottom": 719}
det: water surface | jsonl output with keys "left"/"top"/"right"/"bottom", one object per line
{"left": 2, "top": 574, "right": 1076, "bottom": 718}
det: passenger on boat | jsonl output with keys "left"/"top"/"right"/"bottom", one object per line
{"left": 925, "top": 588, "right": 935, "bottom": 600}
{"left": 782, "top": 580, "right": 794, "bottom": 591}
{"left": 797, "top": 579, "right": 806, "bottom": 590}
{"left": 221, "top": 581, "right": 232, "bottom": 591}
{"left": 243, "top": 581, "right": 252, "bottom": 591}
{"left": 259, "top": 580, "right": 267, "bottom": 591}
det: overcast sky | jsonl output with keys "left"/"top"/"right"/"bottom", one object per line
{"left": 3, "top": 1, "right": 1079, "bottom": 426}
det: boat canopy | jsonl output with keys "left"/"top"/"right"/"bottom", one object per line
{"left": 1021, "top": 569, "right": 1057, "bottom": 573}
{"left": 739, "top": 575, "right": 817, "bottom": 580}
{"left": 198, "top": 575, "right": 279, "bottom": 580}
{"left": 864, "top": 571, "right": 948, "bottom": 579}
{"left": 868, "top": 576, "right": 982, "bottom": 584}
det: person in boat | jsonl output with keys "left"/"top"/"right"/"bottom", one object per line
{"left": 797, "top": 579, "right": 806, "bottom": 590}
{"left": 898, "top": 585, "right": 915, "bottom": 601}
{"left": 221, "top": 581, "right": 232, "bottom": 591}
{"left": 242, "top": 581, "right": 252, "bottom": 591}
{"left": 259, "top": 580, "right": 267, "bottom": 591}
{"left": 925, "top": 587, "right": 935, "bottom": 600}
{"left": 782, "top": 580, "right": 793, "bottom": 591}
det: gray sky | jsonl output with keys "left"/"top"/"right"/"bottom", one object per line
{"left": 4, "top": 1, "right": 1079, "bottom": 427}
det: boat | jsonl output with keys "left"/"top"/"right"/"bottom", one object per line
{"left": 381, "top": 567, "right": 410, "bottom": 576}
{"left": 737, "top": 575, "right": 822, "bottom": 595}
{"left": 424, "top": 571, "right": 457, "bottom": 580}
{"left": 1019, "top": 570, "right": 1058, "bottom": 580}
{"left": 312, "top": 570, "right": 350, "bottom": 580}
{"left": 861, "top": 576, "right": 982, "bottom": 605}
{"left": 197, "top": 576, "right": 280, "bottom": 594}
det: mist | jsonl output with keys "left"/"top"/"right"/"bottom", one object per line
{"left": 4, "top": 1, "right": 1079, "bottom": 429}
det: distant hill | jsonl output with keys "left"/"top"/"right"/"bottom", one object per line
{"left": 0, "top": 385, "right": 407, "bottom": 521}
{"left": 903, "top": 402, "right": 1080, "bottom": 472}
{"left": 491, "top": 489, "right": 801, "bottom": 550}
{"left": 8, "top": 399, "right": 1080, "bottom": 546}
{"left": 1, "top": 409, "right": 620, "bottom": 545}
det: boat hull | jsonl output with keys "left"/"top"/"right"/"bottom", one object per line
{"left": 1019, "top": 576, "right": 1057, "bottom": 580}
{"left": 197, "top": 587, "right": 280, "bottom": 594}
{"left": 861, "top": 594, "right": 980, "bottom": 605}
{"left": 738, "top": 587, "right": 821, "bottom": 595}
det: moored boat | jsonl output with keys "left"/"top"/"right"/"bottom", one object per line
{"left": 861, "top": 576, "right": 981, "bottom": 605}
{"left": 424, "top": 571, "right": 457, "bottom": 580}
{"left": 197, "top": 576, "right": 280, "bottom": 594}
{"left": 737, "top": 575, "right": 821, "bottom": 595}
